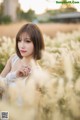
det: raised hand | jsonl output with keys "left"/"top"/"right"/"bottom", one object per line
{"left": 16, "top": 65, "right": 31, "bottom": 78}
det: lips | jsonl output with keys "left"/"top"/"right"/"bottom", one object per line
{"left": 20, "top": 50, "right": 27, "bottom": 53}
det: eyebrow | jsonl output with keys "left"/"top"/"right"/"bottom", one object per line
{"left": 19, "top": 37, "right": 31, "bottom": 40}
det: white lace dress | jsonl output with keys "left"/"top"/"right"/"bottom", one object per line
{"left": 6, "top": 55, "right": 28, "bottom": 86}
{"left": 0, "top": 55, "right": 27, "bottom": 104}
{"left": 0, "top": 54, "right": 42, "bottom": 104}
{"left": 5, "top": 54, "right": 20, "bottom": 86}
{"left": 0, "top": 54, "right": 27, "bottom": 87}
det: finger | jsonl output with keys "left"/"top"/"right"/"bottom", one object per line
{"left": 23, "top": 69, "right": 29, "bottom": 76}
{"left": 28, "top": 67, "right": 31, "bottom": 73}
{"left": 23, "top": 69, "right": 28, "bottom": 76}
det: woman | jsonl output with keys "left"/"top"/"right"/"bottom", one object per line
{"left": 0, "top": 23, "right": 45, "bottom": 86}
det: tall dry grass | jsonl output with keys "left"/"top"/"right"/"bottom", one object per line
{"left": 0, "top": 28, "right": 80, "bottom": 120}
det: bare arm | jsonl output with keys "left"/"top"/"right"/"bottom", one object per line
{"left": 0, "top": 55, "right": 14, "bottom": 77}
{"left": 0, "top": 54, "right": 31, "bottom": 79}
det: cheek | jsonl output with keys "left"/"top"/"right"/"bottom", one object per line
{"left": 28, "top": 43, "right": 34, "bottom": 51}
{"left": 31, "top": 44, "right": 34, "bottom": 52}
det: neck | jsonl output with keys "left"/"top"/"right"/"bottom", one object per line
{"left": 21, "top": 56, "right": 36, "bottom": 66}
{"left": 22, "top": 57, "right": 31, "bottom": 65}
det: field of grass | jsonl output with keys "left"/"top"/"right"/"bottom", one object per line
{"left": 0, "top": 21, "right": 80, "bottom": 38}
{"left": 0, "top": 22, "right": 80, "bottom": 120}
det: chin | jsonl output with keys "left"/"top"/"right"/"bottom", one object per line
{"left": 21, "top": 54, "right": 30, "bottom": 58}
{"left": 20, "top": 53, "right": 26, "bottom": 57}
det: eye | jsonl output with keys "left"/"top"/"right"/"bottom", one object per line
{"left": 25, "top": 39, "right": 31, "bottom": 43}
{"left": 18, "top": 39, "right": 21, "bottom": 42}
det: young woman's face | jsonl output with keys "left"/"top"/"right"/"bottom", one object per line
{"left": 18, "top": 32, "right": 34, "bottom": 58}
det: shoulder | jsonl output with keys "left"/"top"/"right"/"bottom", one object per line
{"left": 0, "top": 54, "right": 17, "bottom": 77}
{"left": 9, "top": 53, "right": 16, "bottom": 59}
{"left": 8, "top": 53, "right": 18, "bottom": 64}
{"left": 8, "top": 54, "right": 16, "bottom": 62}
{"left": 11, "top": 53, "right": 18, "bottom": 60}
{"left": 10, "top": 54, "right": 19, "bottom": 66}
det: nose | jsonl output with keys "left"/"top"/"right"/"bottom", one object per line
{"left": 21, "top": 41, "right": 25, "bottom": 48}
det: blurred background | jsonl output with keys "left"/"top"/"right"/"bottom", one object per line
{"left": 0, "top": 0, "right": 80, "bottom": 69}
{"left": 0, "top": 1, "right": 80, "bottom": 119}
{"left": 0, "top": 0, "right": 80, "bottom": 38}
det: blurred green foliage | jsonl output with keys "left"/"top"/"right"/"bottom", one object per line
{"left": 0, "top": 63, "right": 4, "bottom": 73}
{"left": 0, "top": 15, "right": 12, "bottom": 24}
{"left": 17, "top": 7, "right": 37, "bottom": 22}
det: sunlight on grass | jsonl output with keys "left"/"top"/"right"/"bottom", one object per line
{"left": 0, "top": 29, "right": 80, "bottom": 120}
